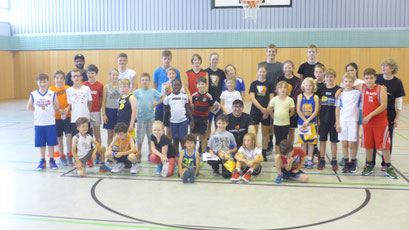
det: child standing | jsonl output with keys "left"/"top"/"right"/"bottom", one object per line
{"left": 117, "top": 79, "right": 137, "bottom": 135}
{"left": 314, "top": 63, "right": 326, "bottom": 91}
{"left": 297, "top": 78, "right": 319, "bottom": 169}
{"left": 178, "top": 134, "right": 200, "bottom": 183}
{"left": 149, "top": 121, "right": 178, "bottom": 177}
{"left": 72, "top": 117, "right": 110, "bottom": 176}
{"left": 297, "top": 45, "right": 324, "bottom": 80}
{"left": 274, "top": 140, "right": 309, "bottom": 184}
{"left": 185, "top": 54, "right": 207, "bottom": 101}
{"left": 268, "top": 81, "right": 295, "bottom": 155}
{"left": 102, "top": 68, "right": 121, "bottom": 148}
{"left": 220, "top": 76, "right": 242, "bottom": 114}
{"left": 27, "top": 73, "right": 61, "bottom": 170}
{"left": 230, "top": 133, "right": 263, "bottom": 183}
{"left": 117, "top": 53, "right": 138, "bottom": 92}
{"left": 223, "top": 64, "right": 246, "bottom": 100}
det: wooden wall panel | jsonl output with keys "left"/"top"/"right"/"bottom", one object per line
{"left": 9, "top": 48, "right": 409, "bottom": 102}
{"left": 0, "top": 51, "right": 15, "bottom": 100}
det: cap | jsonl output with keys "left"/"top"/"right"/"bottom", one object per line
{"left": 74, "top": 54, "right": 85, "bottom": 61}
{"left": 232, "top": 99, "right": 244, "bottom": 107}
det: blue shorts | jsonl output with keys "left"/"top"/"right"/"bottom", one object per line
{"left": 170, "top": 120, "right": 188, "bottom": 140}
{"left": 35, "top": 125, "right": 58, "bottom": 147}
{"left": 103, "top": 108, "right": 118, "bottom": 130}
{"left": 282, "top": 168, "right": 305, "bottom": 180}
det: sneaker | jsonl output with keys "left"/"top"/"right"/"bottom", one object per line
{"left": 99, "top": 165, "right": 112, "bottom": 172}
{"left": 130, "top": 163, "right": 139, "bottom": 174}
{"left": 59, "top": 156, "right": 68, "bottom": 167}
{"left": 317, "top": 159, "right": 325, "bottom": 170}
{"left": 37, "top": 159, "right": 46, "bottom": 170}
{"left": 306, "top": 160, "right": 313, "bottom": 169}
{"left": 241, "top": 170, "right": 252, "bottom": 183}
{"left": 386, "top": 166, "right": 398, "bottom": 179}
{"left": 275, "top": 174, "right": 283, "bottom": 184}
{"left": 350, "top": 162, "right": 357, "bottom": 173}
{"left": 361, "top": 164, "right": 374, "bottom": 176}
{"left": 213, "top": 170, "right": 220, "bottom": 176}
{"left": 137, "top": 154, "right": 142, "bottom": 164}
{"left": 302, "top": 160, "right": 308, "bottom": 168}
{"left": 86, "top": 160, "right": 94, "bottom": 168}
{"left": 313, "top": 147, "right": 320, "bottom": 156}
{"left": 189, "top": 167, "right": 196, "bottom": 183}
{"left": 381, "top": 165, "right": 387, "bottom": 171}
{"left": 339, "top": 157, "right": 345, "bottom": 166}
{"left": 161, "top": 162, "right": 169, "bottom": 177}
{"left": 95, "top": 155, "right": 101, "bottom": 164}
{"left": 49, "top": 158, "right": 58, "bottom": 170}
{"left": 331, "top": 159, "right": 338, "bottom": 171}
{"left": 342, "top": 162, "right": 350, "bottom": 173}
{"left": 230, "top": 169, "right": 241, "bottom": 182}
{"left": 156, "top": 165, "right": 162, "bottom": 175}
{"left": 182, "top": 169, "right": 190, "bottom": 183}
{"left": 67, "top": 155, "right": 74, "bottom": 167}
{"left": 111, "top": 162, "right": 125, "bottom": 173}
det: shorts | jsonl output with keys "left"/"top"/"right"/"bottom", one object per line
{"left": 192, "top": 117, "right": 208, "bottom": 135}
{"left": 79, "top": 148, "right": 94, "bottom": 165}
{"left": 90, "top": 112, "right": 102, "bottom": 127}
{"left": 170, "top": 120, "right": 188, "bottom": 139}
{"left": 251, "top": 113, "right": 271, "bottom": 126}
{"left": 155, "top": 109, "right": 170, "bottom": 127}
{"left": 34, "top": 125, "right": 58, "bottom": 147}
{"left": 71, "top": 122, "right": 92, "bottom": 136}
{"left": 362, "top": 125, "right": 391, "bottom": 150}
{"left": 243, "top": 165, "right": 262, "bottom": 176}
{"left": 113, "top": 154, "right": 132, "bottom": 164}
{"left": 319, "top": 122, "right": 339, "bottom": 142}
{"left": 55, "top": 118, "right": 72, "bottom": 137}
{"left": 298, "top": 124, "right": 318, "bottom": 145}
{"left": 282, "top": 168, "right": 305, "bottom": 180}
{"left": 290, "top": 115, "right": 298, "bottom": 128}
{"left": 274, "top": 125, "right": 290, "bottom": 146}
{"left": 338, "top": 121, "right": 358, "bottom": 142}
{"left": 136, "top": 118, "right": 154, "bottom": 144}
{"left": 103, "top": 108, "right": 118, "bottom": 130}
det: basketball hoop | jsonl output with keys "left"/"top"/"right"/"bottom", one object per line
{"left": 241, "top": 0, "right": 262, "bottom": 22}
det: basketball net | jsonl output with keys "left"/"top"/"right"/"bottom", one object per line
{"left": 241, "top": 0, "right": 262, "bottom": 22}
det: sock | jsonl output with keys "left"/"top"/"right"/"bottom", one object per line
{"left": 247, "top": 168, "right": 253, "bottom": 174}
{"left": 367, "top": 161, "right": 373, "bottom": 167}
{"left": 68, "top": 153, "right": 73, "bottom": 157}
{"left": 385, "top": 163, "right": 391, "bottom": 168}
{"left": 345, "top": 158, "right": 349, "bottom": 162}
{"left": 351, "top": 159, "right": 356, "bottom": 164}
{"left": 308, "top": 156, "right": 312, "bottom": 161}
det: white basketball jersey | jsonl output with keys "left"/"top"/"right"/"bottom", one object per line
{"left": 31, "top": 89, "right": 56, "bottom": 126}
{"left": 74, "top": 133, "right": 92, "bottom": 159}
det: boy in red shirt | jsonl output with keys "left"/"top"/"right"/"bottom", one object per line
{"left": 274, "top": 140, "right": 309, "bottom": 184}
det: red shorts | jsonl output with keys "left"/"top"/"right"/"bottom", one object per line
{"left": 361, "top": 125, "right": 391, "bottom": 150}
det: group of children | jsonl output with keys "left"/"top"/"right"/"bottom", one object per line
{"left": 28, "top": 46, "right": 404, "bottom": 184}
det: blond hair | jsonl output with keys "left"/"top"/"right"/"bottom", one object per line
{"left": 153, "top": 121, "right": 165, "bottom": 130}
{"left": 243, "top": 133, "right": 258, "bottom": 150}
{"left": 266, "top": 44, "right": 277, "bottom": 52}
{"left": 342, "top": 73, "right": 356, "bottom": 82}
{"left": 381, "top": 58, "right": 399, "bottom": 74}
{"left": 226, "top": 76, "right": 237, "bottom": 86}
{"left": 325, "top": 68, "right": 336, "bottom": 78}
{"left": 119, "top": 79, "right": 130, "bottom": 87}
{"left": 308, "top": 44, "right": 318, "bottom": 50}
{"left": 166, "top": 66, "right": 177, "bottom": 74}
{"left": 275, "top": 81, "right": 290, "bottom": 95}
{"left": 301, "top": 77, "right": 317, "bottom": 92}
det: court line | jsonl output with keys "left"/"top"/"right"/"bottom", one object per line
{"left": 326, "top": 153, "right": 342, "bottom": 182}
{"left": 375, "top": 151, "right": 409, "bottom": 184}
{"left": 61, "top": 168, "right": 75, "bottom": 176}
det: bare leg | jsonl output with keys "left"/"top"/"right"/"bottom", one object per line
{"left": 382, "top": 149, "right": 391, "bottom": 163}
{"left": 39, "top": 147, "right": 46, "bottom": 159}
{"left": 66, "top": 133, "right": 72, "bottom": 154}
{"left": 57, "top": 136, "right": 64, "bottom": 156}
{"left": 107, "top": 130, "right": 114, "bottom": 148}
{"left": 261, "top": 125, "right": 270, "bottom": 150}
{"left": 98, "top": 146, "right": 106, "bottom": 163}
{"left": 199, "top": 132, "right": 208, "bottom": 153}
{"left": 350, "top": 142, "right": 357, "bottom": 159}
{"left": 288, "top": 128, "right": 295, "bottom": 144}
{"left": 331, "top": 142, "right": 337, "bottom": 158}
{"left": 93, "top": 126, "right": 102, "bottom": 145}
{"left": 166, "top": 127, "right": 172, "bottom": 139}
{"left": 319, "top": 141, "right": 327, "bottom": 159}
{"left": 307, "top": 144, "right": 314, "bottom": 158}
{"left": 342, "top": 141, "right": 349, "bottom": 159}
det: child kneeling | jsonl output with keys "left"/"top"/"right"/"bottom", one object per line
{"left": 150, "top": 121, "right": 177, "bottom": 177}
{"left": 178, "top": 134, "right": 200, "bottom": 183}
{"left": 274, "top": 140, "right": 309, "bottom": 184}
{"left": 230, "top": 133, "right": 263, "bottom": 184}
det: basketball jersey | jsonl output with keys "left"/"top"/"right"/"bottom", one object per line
{"left": 74, "top": 133, "right": 92, "bottom": 159}
{"left": 182, "top": 149, "right": 196, "bottom": 168}
{"left": 362, "top": 84, "right": 388, "bottom": 127}
{"left": 49, "top": 85, "right": 71, "bottom": 119}
{"left": 117, "top": 134, "right": 132, "bottom": 152}
{"left": 298, "top": 93, "right": 317, "bottom": 125}
{"left": 31, "top": 89, "right": 56, "bottom": 126}
{"left": 117, "top": 94, "right": 133, "bottom": 126}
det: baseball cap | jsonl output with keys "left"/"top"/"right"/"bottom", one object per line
{"left": 74, "top": 54, "right": 85, "bottom": 61}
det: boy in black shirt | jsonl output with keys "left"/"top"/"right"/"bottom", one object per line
{"left": 297, "top": 45, "right": 324, "bottom": 81}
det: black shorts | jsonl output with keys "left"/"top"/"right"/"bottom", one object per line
{"left": 244, "top": 165, "right": 262, "bottom": 176}
{"left": 290, "top": 115, "right": 298, "bottom": 128}
{"left": 56, "top": 118, "right": 72, "bottom": 137}
{"left": 319, "top": 122, "right": 339, "bottom": 142}
{"left": 155, "top": 109, "right": 170, "bottom": 127}
{"left": 282, "top": 168, "right": 305, "bottom": 180}
{"left": 274, "top": 125, "right": 290, "bottom": 145}
{"left": 251, "top": 113, "right": 271, "bottom": 126}
{"left": 113, "top": 154, "right": 132, "bottom": 164}
{"left": 192, "top": 117, "right": 208, "bottom": 135}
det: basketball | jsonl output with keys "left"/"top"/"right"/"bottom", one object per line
{"left": 211, "top": 101, "right": 221, "bottom": 114}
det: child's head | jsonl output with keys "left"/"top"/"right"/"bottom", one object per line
{"left": 216, "top": 114, "right": 229, "bottom": 131}
{"left": 152, "top": 121, "right": 165, "bottom": 137}
{"left": 119, "top": 79, "right": 131, "bottom": 94}
{"left": 314, "top": 63, "right": 325, "bottom": 81}
{"left": 53, "top": 70, "right": 65, "bottom": 86}
{"left": 76, "top": 117, "right": 89, "bottom": 134}
{"left": 114, "top": 122, "right": 128, "bottom": 140}
{"left": 36, "top": 73, "right": 49, "bottom": 89}
{"left": 117, "top": 53, "right": 128, "bottom": 68}
{"left": 275, "top": 81, "right": 289, "bottom": 96}
{"left": 140, "top": 73, "right": 150, "bottom": 88}
{"left": 86, "top": 64, "right": 99, "bottom": 81}
{"left": 191, "top": 54, "right": 202, "bottom": 67}
{"left": 345, "top": 62, "right": 359, "bottom": 78}
{"left": 381, "top": 58, "right": 398, "bottom": 75}
{"left": 324, "top": 68, "right": 336, "bottom": 85}
{"left": 209, "top": 53, "right": 219, "bottom": 67}
{"left": 172, "top": 78, "right": 182, "bottom": 94}
{"left": 225, "top": 64, "right": 237, "bottom": 77}
{"left": 342, "top": 73, "right": 356, "bottom": 89}
{"left": 266, "top": 44, "right": 277, "bottom": 59}
{"left": 226, "top": 76, "right": 237, "bottom": 91}
{"left": 257, "top": 64, "right": 267, "bottom": 81}
{"left": 109, "top": 68, "right": 119, "bottom": 83}
{"left": 166, "top": 67, "right": 178, "bottom": 81}
{"left": 183, "top": 134, "right": 196, "bottom": 150}
{"left": 283, "top": 60, "right": 294, "bottom": 76}
{"left": 301, "top": 77, "right": 316, "bottom": 93}
{"left": 196, "top": 77, "right": 207, "bottom": 93}
{"left": 243, "top": 133, "right": 257, "bottom": 150}
{"left": 307, "top": 44, "right": 318, "bottom": 60}
{"left": 161, "top": 50, "right": 172, "bottom": 67}
{"left": 71, "top": 69, "right": 83, "bottom": 85}
{"left": 363, "top": 68, "right": 377, "bottom": 87}
{"left": 279, "top": 140, "right": 293, "bottom": 156}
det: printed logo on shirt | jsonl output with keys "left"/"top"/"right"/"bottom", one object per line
{"left": 210, "top": 75, "right": 219, "bottom": 87}
{"left": 119, "top": 99, "right": 127, "bottom": 110}
{"left": 71, "top": 92, "right": 87, "bottom": 104}
{"left": 302, "top": 103, "right": 313, "bottom": 116}
{"left": 36, "top": 99, "right": 51, "bottom": 110}
{"left": 256, "top": 85, "right": 267, "bottom": 96}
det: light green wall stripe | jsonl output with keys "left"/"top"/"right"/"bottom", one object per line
{"left": 3, "top": 30, "right": 409, "bottom": 51}
{"left": 0, "top": 36, "right": 11, "bottom": 50}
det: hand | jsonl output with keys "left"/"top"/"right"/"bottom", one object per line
{"left": 161, "top": 155, "right": 168, "bottom": 164}
{"left": 103, "top": 114, "right": 108, "bottom": 124}
{"left": 362, "top": 115, "right": 371, "bottom": 124}
{"left": 63, "top": 107, "right": 69, "bottom": 114}
{"left": 115, "top": 152, "right": 122, "bottom": 158}
{"left": 292, "top": 169, "right": 299, "bottom": 173}
{"left": 246, "top": 160, "right": 252, "bottom": 167}
{"left": 262, "top": 113, "right": 269, "bottom": 120}
{"left": 77, "top": 161, "right": 83, "bottom": 169}
{"left": 303, "top": 120, "right": 309, "bottom": 127}
{"left": 336, "top": 123, "right": 341, "bottom": 133}
{"left": 394, "top": 119, "right": 398, "bottom": 128}
{"left": 128, "top": 124, "right": 134, "bottom": 133}
{"left": 91, "top": 153, "right": 97, "bottom": 162}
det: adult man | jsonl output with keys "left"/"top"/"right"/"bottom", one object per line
{"left": 65, "top": 54, "right": 88, "bottom": 86}
{"left": 226, "top": 100, "right": 256, "bottom": 148}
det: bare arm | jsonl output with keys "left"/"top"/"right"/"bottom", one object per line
{"left": 102, "top": 86, "right": 108, "bottom": 123}
{"left": 335, "top": 106, "right": 341, "bottom": 133}
{"left": 250, "top": 92, "right": 267, "bottom": 114}
{"left": 289, "top": 107, "right": 295, "bottom": 117}
{"left": 27, "top": 96, "right": 34, "bottom": 111}
{"left": 234, "top": 152, "right": 248, "bottom": 163}
{"left": 71, "top": 137, "right": 83, "bottom": 168}
{"left": 154, "top": 83, "right": 158, "bottom": 90}
{"left": 129, "top": 95, "right": 137, "bottom": 132}
{"left": 153, "top": 95, "right": 164, "bottom": 107}
{"left": 296, "top": 94, "right": 306, "bottom": 122}
{"left": 195, "top": 151, "right": 200, "bottom": 175}
{"left": 220, "top": 98, "right": 228, "bottom": 114}
{"left": 132, "top": 75, "right": 138, "bottom": 92}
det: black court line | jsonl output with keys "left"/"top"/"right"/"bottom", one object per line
{"left": 325, "top": 153, "right": 342, "bottom": 182}
{"left": 376, "top": 151, "right": 409, "bottom": 184}
{"left": 91, "top": 178, "right": 372, "bottom": 230}
{"left": 0, "top": 212, "right": 143, "bottom": 225}
{"left": 61, "top": 168, "right": 75, "bottom": 176}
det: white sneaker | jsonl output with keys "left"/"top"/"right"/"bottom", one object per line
{"left": 130, "top": 163, "right": 139, "bottom": 174}
{"left": 161, "top": 162, "right": 169, "bottom": 177}
{"left": 111, "top": 162, "right": 125, "bottom": 173}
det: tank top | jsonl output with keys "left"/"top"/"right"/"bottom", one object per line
{"left": 182, "top": 149, "right": 197, "bottom": 168}
{"left": 106, "top": 84, "right": 121, "bottom": 109}
{"left": 117, "top": 134, "right": 132, "bottom": 152}
{"left": 298, "top": 93, "right": 317, "bottom": 125}
{"left": 117, "top": 94, "right": 133, "bottom": 126}
{"left": 74, "top": 133, "right": 92, "bottom": 158}
{"left": 362, "top": 84, "right": 388, "bottom": 127}
{"left": 31, "top": 89, "right": 56, "bottom": 126}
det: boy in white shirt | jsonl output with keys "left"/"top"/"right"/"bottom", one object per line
{"left": 220, "top": 76, "right": 242, "bottom": 114}
{"left": 117, "top": 53, "right": 138, "bottom": 92}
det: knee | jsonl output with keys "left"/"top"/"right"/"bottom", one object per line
{"left": 300, "top": 174, "right": 309, "bottom": 183}
{"left": 99, "top": 146, "right": 106, "bottom": 154}
{"left": 128, "top": 154, "right": 137, "bottom": 163}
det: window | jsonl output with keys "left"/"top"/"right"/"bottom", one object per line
{"left": 0, "top": 0, "right": 9, "bottom": 22}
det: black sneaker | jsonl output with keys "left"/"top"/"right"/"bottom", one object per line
{"left": 350, "top": 162, "right": 357, "bottom": 173}
{"left": 331, "top": 159, "right": 338, "bottom": 171}
{"left": 213, "top": 170, "right": 220, "bottom": 176}
{"left": 317, "top": 159, "right": 325, "bottom": 170}
{"left": 313, "top": 146, "right": 320, "bottom": 156}
{"left": 342, "top": 162, "right": 350, "bottom": 173}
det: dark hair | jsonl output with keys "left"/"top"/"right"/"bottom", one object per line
{"left": 86, "top": 64, "right": 99, "bottom": 74}
{"left": 183, "top": 134, "right": 196, "bottom": 144}
{"left": 76, "top": 117, "right": 89, "bottom": 127}
{"left": 232, "top": 99, "right": 244, "bottom": 107}
{"left": 117, "top": 52, "right": 128, "bottom": 59}
{"left": 172, "top": 78, "right": 182, "bottom": 86}
{"left": 53, "top": 70, "right": 65, "bottom": 79}
{"left": 363, "top": 68, "right": 376, "bottom": 76}
{"left": 314, "top": 63, "right": 326, "bottom": 72}
{"left": 279, "top": 140, "right": 293, "bottom": 156}
{"left": 345, "top": 62, "right": 359, "bottom": 77}
{"left": 140, "top": 73, "right": 150, "bottom": 80}
{"left": 196, "top": 76, "right": 207, "bottom": 84}
{"left": 114, "top": 122, "right": 129, "bottom": 133}
{"left": 216, "top": 114, "right": 229, "bottom": 123}
{"left": 36, "top": 73, "right": 49, "bottom": 81}
{"left": 162, "top": 50, "right": 172, "bottom": 58}
{"left": 74, "top": 54, "right": 85, "bottom": 61}
{"left": 191, "top": 54, "right": 202, "bottom": 64}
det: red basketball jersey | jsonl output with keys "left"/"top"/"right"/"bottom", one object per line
{"left": 362, "top": 84, "right": 388, "bottom": 127}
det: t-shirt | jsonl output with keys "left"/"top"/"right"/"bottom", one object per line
{"left": 376, "top": 74, "right": 406, "bottom": 122}
{"left": 31, "top": 89, "right": 56, "bottom": 126}
{"left": 192, "top": 91, "right": 214, "bottom": 118}
{"left": 207, "top": 131, "right": 236, "bottom": 154}
{"left": 163, "top": 92, "right": 189, "bottom": 123}
{"left": 186, "top": 68, "right": 207, "bottom": 96}
{"left": 117, "top": 94, "right": 134, "bottom": 126}
{"left": 119, "top": 68, "right": 137, "bottom": 90}
{"left": 258, "top": 61, "right": 283, "bottom": 86}
{"left": 268, "top": 96, "right": 295, "bottom": 126}
{"left": 151, "top": 135, "right": 177, "bottom": 158}
{"left": 132, "top": 88, "right": 162, "bottom": 121}
{"left": 49, "top": 85, "right": 71, "bottom": 119}
{"left": 297, "top": 61, "right": 323, "bottom": 79}
{"left": 316, "top": 81, "right": 325, "bottom": 93}
{"left": 206, "top": 68, "right": 226, "bottom": 102}
{"left": 220, "top": 90, "right": 242, "bottom": 114}
{"left": 65, "top": 70, "right": 88, "bottom": 87}
{"left": 226, "top": 113, "right": 254, "bottom": 147}
{"left": 117, "top": 134, "right": 132, "bottom": 152}
{"left": 280, "top": 147, "right": 306, "bottom": 171}
{"left": 336, "top": 89, "right": 360, "bottom": 122}
{"left": 317, "top": 85, "right": 341, "bottom": 124}
{"left": 83, "top": 81, "right": 104, "bottom": 112}
{"left": 238, "top": 146, "right": 262, "bottom": 161}
{"left": 362, "top": 84, "right": 388, "bottom": 127}
{"left": 222, "top": 77, "right": 246, "bottom": 93}
{"left": 153, "top": 66, "right": 181, "bottom": 111}
{"left": 275, "top": 75, "right": 302, "bottom": 105}
{"left": 249, "top": 80, "right": 274, "bottom": 114}
{"left": 66, "top": 85, "right": 92, "bottom": 123}
{"left": 73, "top": 133, "right": 92, "bottom": 158}
{"left": 105, "top": 84, "right": 121, "bottom": 109}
